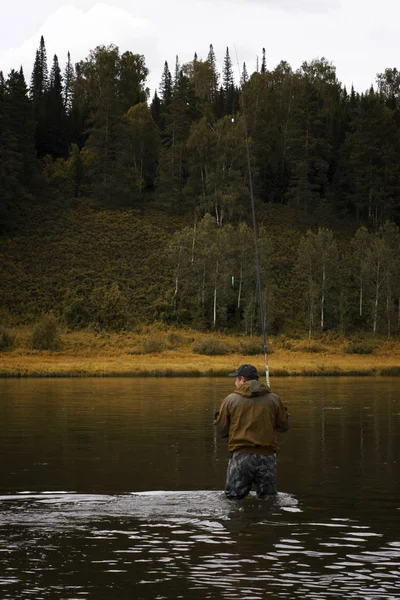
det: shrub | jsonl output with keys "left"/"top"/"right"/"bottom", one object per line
{"left": 0, "top": 326, "right": 15, "bottom": 350}
{"left": 166, "top": 331, "right": 189, "bottom": 348}
{"left": 31, "top": 313, "right": 61, "bottom": 350}
{"left": 275, "top": 336, "right": 293, "bottom": 350}
{"left": 91, "top": 283, "right": 129, "bottom": 331}
{"left": 141, "top": 336, "right": 166, "bottom": 354}
{"left": 63, "top": 295, "right": 93, "bottom": 329}
{"left": 239, "top": 339, "right": 274, "bottom": 355}
{"left": 297, "top": 343, "right": 326, "bottom": 353}
{"left": 193, "top": 338, "right": 232, "bottom": 356}
{"left": 345, "top": 343, "right": 374, "bottom": 355}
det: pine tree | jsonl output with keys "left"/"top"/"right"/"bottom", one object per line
{"left": 0, "top": 68, "right": 35, "bottom": 216}
{"left": 159, "top": 61, "right": 172, "bottom": 105}
{"left": 63, "top": 51, "right": 75, "bottom": 112}
{"left": 241, "top": 62, "right": 248, "bottom": 85}
{"left": 29, "top": 36, "right": 49, "bottom": 110}
{"left": 173, "top": 55, "right": 181, "bottom": 89}
{"left": 150, "top": 90, "right": 162, "bottom": 126}
{"left": 206, "top": 44, "right": 219, "bottom": 105}
{"left": 41, "top": 54, "right": 68, "bottom": 158}
{"left": 222, "top": 47, "right": 234, "bottom": 93}
{"left": 261, "top": 48, "right": 267, "bottom": 74}
{"left": 222, "top": 47, "right": 237, "bottom": 115}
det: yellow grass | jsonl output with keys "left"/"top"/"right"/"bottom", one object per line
{"left": 1, "top": 326, "right": 400, "bottom": 377}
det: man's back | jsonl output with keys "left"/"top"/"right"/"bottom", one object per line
{"left": 215, "top": 379, "right": 290, "bottom": 453}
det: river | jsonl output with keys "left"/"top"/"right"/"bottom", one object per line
{"left": 0, "top": 377, "right": 399, "bottom": 599}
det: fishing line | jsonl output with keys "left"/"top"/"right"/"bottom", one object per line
{"left": 234, "top": 45, "right": 270, "bottom": 387}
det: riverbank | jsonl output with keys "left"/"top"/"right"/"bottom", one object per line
{"left": 0, "top": 327, "right": 399, "bottom": 377}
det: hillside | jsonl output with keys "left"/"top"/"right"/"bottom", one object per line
{"left": 0, "top": 198, "right": 186, "bottom": 325}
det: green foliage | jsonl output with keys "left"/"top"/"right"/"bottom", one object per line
{"left": 141, "top": 336, "right": 166, "bottom": 354}
{"left": 239, "top": 339, "right": 274, "bottom": 355}
{"left": 31, "top": 313, "right": 60, "bottom": 350}
{"left": 297, "top": 343, "right": 326, "bottom": 353}
{"left": 239, "top": 339, "right": 263, "bottom": 355}
{"left": 4, "top": 40, "right": 400, "bottom": 340}
{"left": 345, "top": 342, "right": 374, "bottom": 355}
{"left": 63, "top": 283, "right": 129, "bottom": 331}
{"left": 166, "top": 331, "right": 192, "bottom": 348}
{"left": 0, "top": 326, "right": 15, "bottom": 350}
{"left": 193, "top": 338, "right": 232, "bottom": 355}
{"left": 90, "top": 283, "right": 129, "bottom": 331}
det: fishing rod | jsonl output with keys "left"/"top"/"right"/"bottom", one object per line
{"left": 234, "top": 46, "right": 270, "bottom": 388}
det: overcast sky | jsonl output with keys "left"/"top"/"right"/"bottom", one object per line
{"left": 0, "top": 0, "right": 399, "bottom": 97}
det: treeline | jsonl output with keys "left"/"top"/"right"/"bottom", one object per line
{"left": 2, "top": 38, "right": 400, "bottom": 226}
{"left": 166, "top": 216, "right": 400, "bottom": 337}
{"left": 2, "top": 38, "right": 400, "bottom": 336}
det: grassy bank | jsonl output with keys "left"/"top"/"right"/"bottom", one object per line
{"left": 0, "top": 327, "right": 400, "bottom": 377}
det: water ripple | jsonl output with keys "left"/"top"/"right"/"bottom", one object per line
{"left": 0, "top": 491, "right": 399, "bottom": 599}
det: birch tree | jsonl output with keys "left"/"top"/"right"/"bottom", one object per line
{"left": 296, "top": 228, "right": 338, "bottom": 336}
{"left": 350, "top": 226, "right": 370, "bottom": 318}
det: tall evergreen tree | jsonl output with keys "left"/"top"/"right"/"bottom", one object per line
{"left": 159, "top": 61, "right": 172, "bottom": 105}
{"left": 29, "top": 36, "right": 49, "bottom": 110}
{"left": 206, "top": 44, "right": 219, "bottom": 105}
{"left": 261, "top": 47, "right": 267, "bottom": 74}
{"left": 63, "top": 51, "right": 75, "bottom": 112}
{"left": 173, "top": 55, "right": 181, "bottom": 89}
{"left": 150, "top": 90, "right": 162, "bottom": 126}
{"left": 222, "top": 47, "right": 237, "bottom": 115}
{"left": 40, "top": 54, "right": 68, "bottom": 158}
{"left": 0, "top": 68, "right": 35, "bottom": 219}
{"left": 241, "top": 62, "right": 248, "bottom": 85}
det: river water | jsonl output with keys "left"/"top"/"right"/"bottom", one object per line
{"left": 0, "top": 377, "right": 399, "bottom": 599}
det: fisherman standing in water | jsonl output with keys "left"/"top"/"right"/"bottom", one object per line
{"left": 214, "top": 364, "right": 290, "bottom": 500}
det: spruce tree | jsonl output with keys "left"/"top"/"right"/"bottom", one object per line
{"left": 222, "top": 47, "right": 236, "bottom": 115}
{"left": 150, "top": 90, "right": 162, "bottom": 126}
{"left": 223, "top": 47, "right": 234, "bottom": 93}
{"left": 261, "top": 48, "right": 267, "bottom": 74}
{"left": 159, "top": 61, "right": 172, "bottom": 105}
{"left": 63, "top": 51, "right": 75, "bottom": 112}
{"left": 173, "top": 55, "right": 181, "bottom": 89}
{"left": 206, "top": 44, "right": 219, "bottom": 105}
{"left": 241, "top": 62, "right": 248, "bottom": 85}
{"left": 0, "top": 68, "right": 35, "bottom": 215}
{"left": 41, "top": 54, "right": 68, "bottom": 158}
{"left": 30, "top": 36, "right": 49, "bottom": 109}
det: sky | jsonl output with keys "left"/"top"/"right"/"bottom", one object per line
{"left": 0, "top": 0, "right": 399, "bottom": 98}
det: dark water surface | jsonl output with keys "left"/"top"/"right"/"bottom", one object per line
{"left": 1, "top": 377, "right": 399, "bottom": 599}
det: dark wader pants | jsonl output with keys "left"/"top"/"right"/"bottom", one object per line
{"left": 225, "top": 452, "right": 277, "bottom": 500}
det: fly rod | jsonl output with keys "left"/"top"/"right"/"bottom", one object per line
{"left": 234, "top": 46, "right": 270, "bottom": 387}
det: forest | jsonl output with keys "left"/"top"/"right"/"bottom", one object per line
{"left": 1, "top": 37, "right": 400, "bottom": 339}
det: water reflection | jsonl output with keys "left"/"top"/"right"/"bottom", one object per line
{"left": 0, "top": 491, "right": 399, "bottom": 599}
{"left": 0, "top": 377, "right": 400, "bottom": 598}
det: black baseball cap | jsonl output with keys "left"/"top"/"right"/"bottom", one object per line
{"left": 228, "top": 364, "right": 259, "bottom": 380}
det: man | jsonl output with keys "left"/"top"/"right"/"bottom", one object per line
{"left": 214, "top": 363, "right": 290, "bottom": 500}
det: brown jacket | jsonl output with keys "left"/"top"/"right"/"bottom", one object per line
{"left": 214, "top": 379, "right": 290, "bottom": 454}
